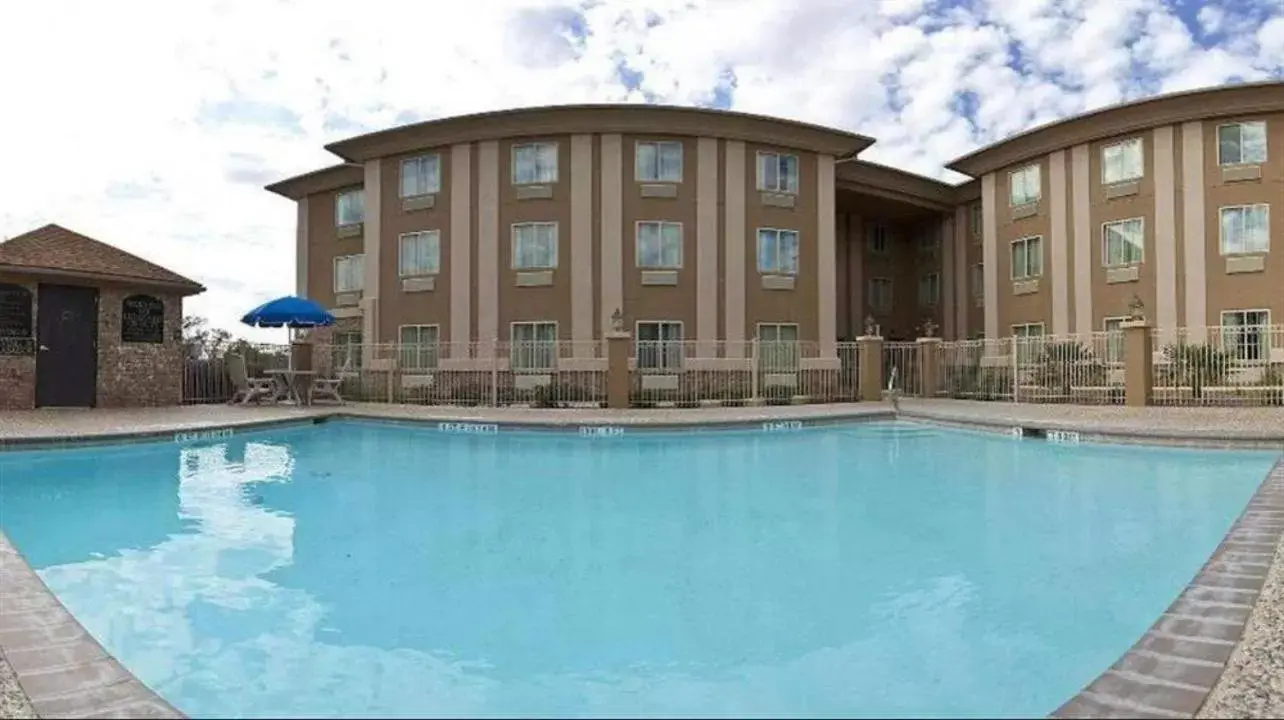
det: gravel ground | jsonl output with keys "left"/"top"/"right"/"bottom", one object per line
{"left": 0, "top": 649, "right": 36, "bottom": 719}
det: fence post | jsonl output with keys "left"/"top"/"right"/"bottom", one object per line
{"left": 1011, "top": 338, "right": 1020, "bottom": 403}
{"left": 605, "top": 330, "right": 631, "bottom": 409}
{"left": 750, "top": 338, "right": 761, "bottom": 404}
{"left": 490, "top": 337, "right": 499, "bottom": 407}
{"left": 857, "top": 333, "right": 884, "bottom": 402}
{"left": 1122, "top": 320, "right": 1153, "bottom": 407}
{"left": 917, "top": 337, "right": 941, "bottom": 398}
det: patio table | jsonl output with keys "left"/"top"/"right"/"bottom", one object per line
{"left": 265, "top": 369, "right": 316, "bottom": 406}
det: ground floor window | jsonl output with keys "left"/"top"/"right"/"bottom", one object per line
{"left": 1012, "top": 322, "right": 1045, "bottom": 363}
{"left": 636, "top": 321, "right": 684, "bottom": 370}
{"left": 510, "top": 322, "right": 558, "bottom": 371}
{"left": 757, "top": 323, "right": 800, "bottom": 371}
{"left": 399, "top": 325, "right": 439, "bottom": 370}
{"left": 1102, "top": 317, "right": 1128, "bottom": 364}
{"left": 331, "top": 331, "right": 362, "bottom": 371}
{"left": 1221, "top": 310, "right": 1271, "bottom": 361}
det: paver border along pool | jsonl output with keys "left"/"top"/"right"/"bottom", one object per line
{"left": 1, "top": 401, "right": 1282, "bottom": 719}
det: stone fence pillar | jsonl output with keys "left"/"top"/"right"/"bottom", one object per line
{"left": 1122, "top": 320, "right": 1153, "bottom": 407}
{"left": 917, "top": 337, "right": 942, "bottom": 398}
{"left": 606, "top": 331, "right": 631, "bottom": 409}
{"left": 857, "top": 334, "right": 884, "bottom": 402}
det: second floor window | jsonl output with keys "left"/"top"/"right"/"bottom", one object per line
{"left": 335, "top": 189, "right": 364, "bottom": 227}
{"left": 867, "top": 223, "right": 889, "bottom": 254}
{"left": 1009, "top": 163, "right": 1041, "bottom": 207}
{"left": 868, "top": 277, "right": 892, "bottom": 314}
{"left": 1102, "top": 218, "right": 1144, "bottom": 267}
{"left": 398, "top": 231, "right": 440, "bottom": 277}
{"left": 757, "top": 151, "right": 799, "bottom": 194}
{"left": 333, "top": 254, "right": 364, "bottom": 293}
{"left": 512, "top": 143, "right": 558, "bottom": 184}
{"left": 512, "top": 222, "right": 558, "bottom": 269}
{"left": 756, "top": 228, "right": 799, "bottom": 275}
{"left": 1010, "top": 236, "right": 1043, "bottom": 280}
{"left": 970, "top": 203, "right": 983, "bottom": 237}
{"left": 636, "top": 141, "right": 683, "bottom": 182}
{"left": 970, "top": 263, "right": 984, "bottom": 299}
{"left": 1102, "top": 138, "right": 1143, "bottom": 185}
{"left": 400, "top": 155, "right": 440, "bottom": 198}
{"left": 917, "top": 226, "right": 939, "bottom": 253}
{"left": 636, "top": 221, "right": 682, "bottom": 269}
{"left": 1220, "top": 205, "right": 1269, "bottom": 255}
{"left": 1218, "top": 122, "right": 1267, "bottom": 166}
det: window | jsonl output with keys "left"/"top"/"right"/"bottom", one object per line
{"left": 512, "top": 222, "right": 558, "bottom": 269}
{"left": 331, "top": 331, "right": 362, "bottom": 371}
{"left": 757, "top": 323, "right": 799, "bottom": 371}
{"left": 335, "top": 189, "right": 364, "bottom": 227}
{"left": 636, "top": 141, "right": 683, "bottom": 182}
{"left": 398, "top": 325, "right": 439, "bottom": 371}
{"left": 636, "top": 222, "right": 683, "bottom": 269}
{"left": 1219, "top": 205, "right": 1270, "bottom": 255}
{"left": 1102, "top": 218, "right": 1144, "bottom": 267}
{"left": 1010, "top": 236, "right": 1043, "bottom": 280}
{"left": 868, "top": 277, "right": 893, "bottom": 314}
{"left": 510, "top": 322, "right": 558, "bottom": 371}
{"left": 918, "top": 273, "right": 940, "bottom": 308}
{"left": 1008, "top": 163, "right": 1041, "bottom": 207}
{"left": 757, "top": 228, "right": 799, "bottom": 275}
{"left": 1102, "top": 138, "right": 1143, "bottom": 185}
{"left": 333, "top": 254, "right": 364, "bottom": 293}
{"left": 1103, "top": 317, "right": 1127, "bottom": 364}
{"left": 400, "top": 155, "right": 440, "bottom": 198}
{"left": 1221, "top": 310, "right": 1271, "bottom": 362}
{"left": 756, "top": 151, "right": 799, "bottom": 193}
{"left": 398, "top": 231, "right": 440, "bottom": 277}
{"left": 970, "top": 203, "right": 983, "bottom": 238}
{"left": 1218, "top": 122, "right": 1267, "bottom": 166}
{"left": 512, "top": 142, "right": 558, "bottom": 184}
{"left": 636, "top": 321, "right": 684, "bottom": 370}
{"left": 917, "top": 226, "right": 939, "bottom": 254}
{"left": 970, "top": 263, "right": 984, "bottom": 299}
{"left": 1012, "top": 323, "right": 1045, "bottom": 363}
{"left": 867, "top": 223, "right": 889, "bottom": 254}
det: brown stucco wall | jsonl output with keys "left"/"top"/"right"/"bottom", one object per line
{"left": 996, "top": 157, "right": 1054, "bottom": 333}
{"left": 0, "top": 275, "right": 37, "bottom": 410}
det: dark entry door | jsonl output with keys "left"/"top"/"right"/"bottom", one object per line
{"left": 36, "top": 284, "right": 99, "bottom": 408}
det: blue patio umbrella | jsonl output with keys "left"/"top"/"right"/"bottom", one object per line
{"left": 241, "top": 295, "right": 336, "bottom": 371}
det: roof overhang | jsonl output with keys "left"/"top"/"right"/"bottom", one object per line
{"left": 265, "top": 163, "right": 365, "bottom": 201}
{"left": 324, "top": 104, "right": 875, "bottom": 163}
{"left": 835, "top": 160, "right": 960, "bottom": 211}
{"left": 946, "top": 81, "right": 1284, "bottom": 178}
{"left": 0, "top": 265, "right": 205, "bottom": 296}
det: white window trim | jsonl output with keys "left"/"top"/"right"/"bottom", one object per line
{"left": 919, "top": 272, "right": 941, "bottom": 307}
{"left": 510, "top": 222, "right": 559, "bottom": 270}
{"left": 1102, "top": 316, "right": 1129, "bottom": 364}
{"left": 1010, "top": 235, "right": 1044, "bottom": 280}
{"left": 511, "top": 142, "right": 559, "bottom": 185}
{"left": 1220, "top": 309, "right": 1273, "bottom": 362}
{"left": 634, "top": 221, "right": 684, "bottom": 269}
{"left": 1217, "top": 121, "right": 1268, "bottom": 167}
{"left": 868, "top": 277, "right": 893, "bottom": 314}
{"left": 399, "top": 154, "right": 441, "bottom": 198}
{"left": 397, "top": 230, "right": 441, "bottom": 278}
{"left": 1101, "top": 217, "right": 1145, "bottom": 268}
{"left": 509, "top": 321, "right": 559, "bottom": 371}
{"left": 1219, "top": 204, "right": 1271, "bottom": 256}
{"left": 1012, "top": 322, "right": 1046, "bottom": 335}
{"left": 634, "top": 141, "right": 684, "bottom": 183}
{"left": 332, "top": 254, "right": 364, "bottom": 293}
{"left": 755, "top": 150, "right": 800, "bottom": 194}
{"left": 397, "top": 324, "right": 441, "bottom": 370}
{"left": 1008, "top": 163, "right": 1041, "bottom": 207}
{"left": 335, "top": 188, "right": 364, "bottom": 227}
{"left": 1101, "top": 137, "right": 1144, "bottom": 185}
{"left": 970, "top": 204, "right": 983, "bottom": 237}
{"left": 634, "top": 320, "right": 685, "bottom": 370}
{"left": 756, "top": 227, "right": 800, "bottom": 275}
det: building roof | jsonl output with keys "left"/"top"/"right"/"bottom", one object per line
{"left": 0, "top": 224, "right": 205, "bottom": 295}
{"left": 264, "top": 163, "right": 365, "bottom": 201}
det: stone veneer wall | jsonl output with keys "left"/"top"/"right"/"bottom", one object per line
{"left": 0, "top": 278, "right": 36, "bottom": 411}
{"left": 96, "top": 287, "right": 184, "bottom": 408}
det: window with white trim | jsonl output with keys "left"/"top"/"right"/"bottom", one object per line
{"left": 1102, "top": 218, "right": 1144, "bottom": 267}
{"left": 1221, "top": 310, "right": 1271, "bottom": 362}
{"left": 331, "top": 330, "right": 362, "bottom": 371}
{"left": 636, "top": 141, "right": 683, "bottom": 182}
{"left": 867, "top": 223, "right": 889, "bottom": 254}
{"left": 1010, "top": 236, "right": 1043, "bottom": 280}
{"left": 1219, "top": 205, "right": 1270, "bottom": 255}
{"left": 1103, "top": 316, "right": 1127, "bottom": 364}
{"left": 636, "top": 321, "right": 684, "bottom": 370}
{"left": 335, "top": 189, "right": 364, "bottom": 227}
{"left": 400, "top": 155, "right": 441, "bottom": 198}
{"left": 512, "top": 222, "right": 558, "bottom": 269}
{"left": 970, "top": 203, "right": 983, "bottom": 238}
{"left": 918, "top": 273, "right": 940, "bottom": 308}
{"left": 757, "top": 228, "right": 799, "bottom": 275}
{"left": 636, "top": 222, "right": 683, "bottom": 269}
{"left": 1012, "top": 322, "right": 1045, "bottom": 363}
{"left": 868, "top": 277, "right": 893, "bottom": 314}
{"left": 1218, "top": 122, "right": 1267, "bottom": 166}
{"left": 1102, "top": 138, "right": 1143, "bottom": 185}
{"left": 398, "top": 325, "right": 439, "bottom": 371}
{"left": 970, "top": 263, "right": 984, "bottom": 299}
{"left": 1008, "top": 163, "right": 1041, "bottom": 206}
{"left": 757, "top": 323, "right": 799, "bottom": 371}
{"left": 333, "top": 254, "right": 364, "bottom": 293}
{"left": 756, "top": 151, "right": 799, "bottom": 193}
{"left": 398, "top": 231, "right": 440, "bottom": 277}
{"left": 512, "top": 142, "right": 558, "bottom": 184}
{"left": 510, "top": 322, "right": 558, "bottom": 371}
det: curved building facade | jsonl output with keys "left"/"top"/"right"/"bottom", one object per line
{"left": 268, "top": 82, "right": 1284, "bottom": 367}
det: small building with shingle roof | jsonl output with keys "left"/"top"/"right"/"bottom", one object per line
{"left": 0, "top": 223, "right": 205, "bottom": 410}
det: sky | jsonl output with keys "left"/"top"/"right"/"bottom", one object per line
{"left": 3, "top": 0, "right": 1284, "bottom": 340}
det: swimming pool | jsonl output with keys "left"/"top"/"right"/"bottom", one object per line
{"left": 0, "top": 419, "right": 1275, "bottom": 718}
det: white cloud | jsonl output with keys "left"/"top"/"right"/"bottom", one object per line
{"left": 2, "top": 0, "right": 1283, "bottom": 337}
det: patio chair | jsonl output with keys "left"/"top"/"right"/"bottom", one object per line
{"left": 227, "top": 354, "right": 277, "bottom": 405}
{"left": 309, "top": 352, "right": 351, "bottom": 405}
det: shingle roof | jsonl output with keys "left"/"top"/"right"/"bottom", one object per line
{"left": 0, "top": 224, "right": 204, "bottom": 294}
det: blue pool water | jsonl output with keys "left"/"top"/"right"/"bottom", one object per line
{"left": 0, "top": 420, "right": 1276, "bottom": 718}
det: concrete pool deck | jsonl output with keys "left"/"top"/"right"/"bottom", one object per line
{"left": 0, "top": 399, "right": 1283, "bottom": 718}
